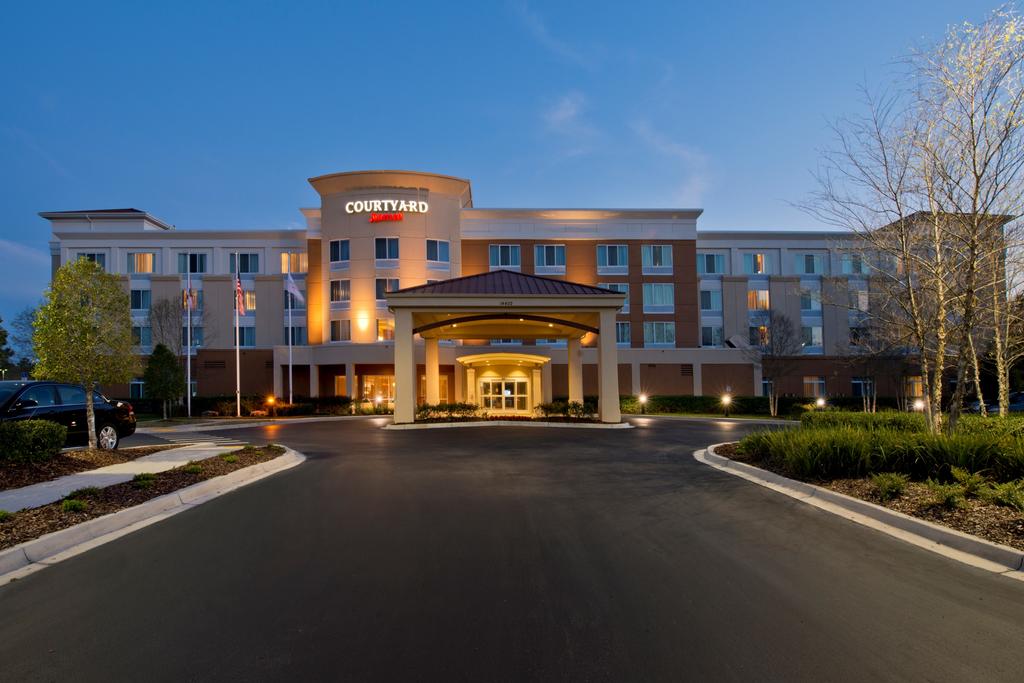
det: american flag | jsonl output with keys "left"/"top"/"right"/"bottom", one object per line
{"left": 235, "top": 275, "right": 246, "bottom": 316}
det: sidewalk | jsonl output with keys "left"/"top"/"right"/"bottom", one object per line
{"left": 0, "top": 443, "right": 242, "bottom": 513}
{"left": 136, "top": 414, "right": 374, "bottom": 435}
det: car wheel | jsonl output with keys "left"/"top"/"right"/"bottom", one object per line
{"left": 97, "top": 424, "right": 119, "bottom": 450}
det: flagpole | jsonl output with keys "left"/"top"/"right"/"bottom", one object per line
{"left": 235, "top": 251, "right": 241, "bottom": 418}
{"left": 288, "top": 281, "right": 293, "bottom": 405}
{"left": 186, "top": 258, "right": 192, "bottom": 418}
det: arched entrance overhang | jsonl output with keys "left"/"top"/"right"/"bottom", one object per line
{"left": 386, "top": 270, "right": 626, "bottom": 424}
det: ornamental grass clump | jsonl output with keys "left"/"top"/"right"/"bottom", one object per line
{"left": 980, "top": 481, "right": 1024, "bottom": 511}
{"left": 870, "top": 472, "right": 909, "bottom": 501}
{"left": 800, "top": 411, "right": 927, "bottom": 433}
{"left": 926, "top": 480, "right": 966, "bottom": 509}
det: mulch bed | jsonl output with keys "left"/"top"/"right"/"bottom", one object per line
{"left": 0, "top": 446, "right": 175, "bottom": 492}
{"left": 714, "top": 442, "right": 1024, "bottom": 552}
{"left": 0, "top": 444, "right": 285, "bottom": 552}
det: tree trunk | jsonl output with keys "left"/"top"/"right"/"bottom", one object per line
{"left": 968, "top": 334, "right": 986, "bottom": 418}
{"left": 85, "top": 384, "right": 97, "bottom": 450}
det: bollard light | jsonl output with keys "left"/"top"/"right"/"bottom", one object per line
{"left": 638, "top": 393, "right": 648, "bottom": 414}
{"left": 266, "top": 395, "right": 276, "bottom": 417}
{"left": 912, "top": 398, "right": 925, "bottom": 412}
{"left": 815, "top": 397, "right": 826, "bottom": 409}
{"left": 721, "top": 393, "right": 732, "bottom": 417}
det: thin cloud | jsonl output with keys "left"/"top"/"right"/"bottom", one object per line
{"left": 510, "top": 1, "right": 590, "bottom": 67}
{"left": 631, "top": 120, "right": 711, "bottom": 207}
{"left": 542, "top": 91, "right": 600, "bottom": 158}
{"left": 3, "top": 126, "right": 74, "bottom": 180}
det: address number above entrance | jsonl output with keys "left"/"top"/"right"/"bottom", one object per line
{"left": 345, "top": 199, "right": 429, "bottom": 214}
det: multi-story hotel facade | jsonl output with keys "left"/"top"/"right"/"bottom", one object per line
{"left": 41, "top": 170, "right": 912, "bottom": 413}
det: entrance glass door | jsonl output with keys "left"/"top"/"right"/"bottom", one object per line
{"left": 479, "top": 379, "right": 530, "bottom": 413}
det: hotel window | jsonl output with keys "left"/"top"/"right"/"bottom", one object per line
{"left": 283, "top": 326, "right": 307, "bottom": 345}
{"left": 375, "top": 237, "right": 400, "bottom": 261}
{"left": 851, "top": 377, "right": 874, "bottom": 398}
{"left": 747, "top": 289, "right": 770, "bottom": 310}
{"left": 749, "top": 325, "right": 769, "bottom": 346}
{"left": 699, "top": 289, "right": 722, "bottom": 312}
{"left": 243, "top": 290, "right": 257, "bottom": 312}
{"left": 701, "top": 326, "right": 723, "bottom": 347}
{"left": 426, "top": 239, "right": 450, "bottom": 265}
{"left": 129, "top": 379, "right": 145, "bottom": 400}
{"left": 281, "top": 251, "right": 308, "bottom": 273}
{"left": 849, "top": 326, "right": 868, "bottom": 347}
{"left": 598, "top": 282, "right": 629, "bottom": 312}
{"left": 234, "top": 327, "right": 256, "bottom": 347}
{"left": 489, "top": 244, "right": 521, "bottom": 269}
{"left": 363, "top": 375, "right": 396, "bottom": 403}
{"left": 597, "top": 245, "right": 628, "bottom": 274}
{"left": 376, "top": 318, "right": 395, "bottom": 341}
{"left": 905, "top": 376, "right": 924, "bottom": 398}
{"left": 492, "top": 339, "right": 522, "bottom": 345}
{"left": 800, "top": 290, "right": 822, "bottom": 311}
{"left": 534, "top": 244, "right": 566, "bottom": 274}
{"left": 182, "top": 326, "right": 204, "bottom": 347}
{"left": 762, "top": 378, "right": 774, "bottom": 398}
{"left": 803, "top": 376, "right": 826, "bottom": 398}
{"left": 841, "top": 254, "right": 864, "bottom": 275}
{"left": 697, "top": 253, "right": 725, "bottom": 275}
{"left": 76, "top": 252, "right": 106, "bottom": 269}
{"left": 376, "top": 278, "right": 400, "bottom": 301}
{"left": 743, "top": 253, "right": 768, "bottom": 275}
{"left": 642, "top": 283, "right": 674, "bottom": 313}
{"left": 643, "top": 321, "right": 676, "bottom": 347}
{"left": 330, "top": 319, "right": 352, "bottom": 342}
{"left": 801, "top": 325, "right": 823, "bottom": 351}
{"left": 127, "top": 252, "right": 155, "bottom": 274}
{"left": 230, "top": 253, "right": 260, "bottom": 274}
{"left": 641, "top": 245, "right": 673, "bottom": 274}
{"left": 330, "top": 279, "right": 351, "bottom": 304}
{"left": 177, "top": 253, "right": 207, "bottom": 274}
{"left": 185, "top": 289, "right": 204, "bottom": 311}
{"left": 850, "top": 288, "right": 869, "bottom": 312}
{"left": 131, "top": 325, "right": 152, "bottom": 348}
{"left": 130, "top": 289, "right": 151, "bottom": 311}
{"left": 330, "top": 239, "right": 350, "bottom": 265}
{"left": 795, "top": 253, "right": 824, "bottom": 275}
{"left": 616, "top": 321, "right": 631, "bottom": 345}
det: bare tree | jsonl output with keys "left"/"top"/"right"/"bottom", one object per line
{"left": 744, "top": 312, "right": 803, "bottom": 417}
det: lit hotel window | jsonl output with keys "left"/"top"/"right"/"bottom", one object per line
{"left": 281, "top": 252, "right": 308, "bottom": 273}
{"left": 127, "top": 252, "right": 155, "bottom": 274}
{"left": 376, "top": 319, "right": 395, "bottom": 341}
{"left": 747, "top": 289, "right": 770, "bottom": 310}
{"left": 743, "top": 253, "right": 767, "bottom": 275}
{"left": 330, "top": 279, "right": 350, "bottom": 303}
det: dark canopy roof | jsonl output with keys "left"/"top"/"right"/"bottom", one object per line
{"left": 392, "top": 270, "right": 620, "bottom": 296}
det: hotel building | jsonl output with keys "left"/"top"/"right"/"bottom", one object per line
{"left": 41, "top": 170, "right": 912, "bottom": 419}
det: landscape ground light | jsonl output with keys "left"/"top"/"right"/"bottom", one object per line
{"left": 639, "top": 393, "right": 647, "bottom": 414}
{"left": 721, "top": 393, "right": 731, "bottom": 417}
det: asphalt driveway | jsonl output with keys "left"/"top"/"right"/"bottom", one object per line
{"left": 2, "top": 416, "right": 1023, "bottom": 681}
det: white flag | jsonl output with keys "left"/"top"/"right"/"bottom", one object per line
{"left": 285, "top": 272, "right": 305, "bottom": 305}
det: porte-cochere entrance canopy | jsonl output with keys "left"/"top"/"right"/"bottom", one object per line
{"left": 386, "top": 270, "right": 626, "bottom": 423}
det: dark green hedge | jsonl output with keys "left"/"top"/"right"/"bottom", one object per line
{"left": 0, "top": 420, "right": 67, "bottom": 462}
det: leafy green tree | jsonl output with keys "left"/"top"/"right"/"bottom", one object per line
{"left": 0, "top": 316, "right": 13, "bottom": 377}
{"left": 34, "top": 258, "right": 135, "bottom": 448}
{"left": 143, "top": 343, "right": 184, "bottom": 419}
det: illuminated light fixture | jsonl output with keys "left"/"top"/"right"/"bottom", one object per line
{"left": 519, "top": 318, "right": 524, "bottom": 322}
{"left": 815, "top": 397, "right": 827, "bottom": 409}
{"left": 548, "top": 323, "right": 553, "bottom": 327}
{"left": 913, "top": 398, "right": 925, "bottom": 411}
{"left": 356, "top": 311, "right": 370, "bottom": 332}
{"left": 721, "top": 393, "right": 732, "bottom": 417}
{"left": 638, "top": 393, "right": 648, "bottom": 415}
{"left": 375, "top": 395, "right": 383, "bottom": 405}
{"left": 265, "top": 396, "right": 276, "bottom": 405}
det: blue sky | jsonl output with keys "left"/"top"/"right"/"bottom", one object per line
{"left": 0, "top": 0, "right": 996, "bottom": 325}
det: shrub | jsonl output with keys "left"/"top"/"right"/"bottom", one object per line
{"left": 949, "top": 467, "right": 987, "bottom": 497}
{"left": 131, "top": 472, "right": 157, "bottom": 489}
{"left": 870, "top": 472, "right": 909, "bottom": 501}
{"left": 61, "top": 498, "right": 87, "bottom": 512}
{"left": 222, "top": 454, "right": 238, "bottom": 463}
{"left": 68, "top": 486, "right": 101, "bottom": 499}
{"left": 981, "top": 481, "right": 1024, "bottom": 511}
{"left": 536, "top": 401, "right": 568, "bottom": 418}
{"left": 182, "top": 463, "right": 202, "bottom": 474}
{"left": 800, "top": 411, "right": 926, "bottom": 432}
{"left": 566, "top": 401, "right": 588, "bottom": 420}
{"left": 416, "top": 402, "right": 479, "bottom": 421}
{"left": 926, "top": 480, "right": 966, "bottom": 509}
{"left": 0, "top": 420, "right": 67, "bottom": 463}
{"left": 0, "top": 510, "right": 10, "bottom": 522}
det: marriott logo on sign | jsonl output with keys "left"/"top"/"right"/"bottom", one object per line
{"left": 345, "top": 199, "right": 429, "bottom": 214}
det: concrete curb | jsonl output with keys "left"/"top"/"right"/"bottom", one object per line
{"left": 385, "top": 420, "right": 634, "bottom": 430}
{"left": 0, "top": 447, "right": 306, "bottom": 586}
{"left": 136, "top": 414, "right": 375, "bottom": 435}
{"left": 694, "top": 443, "right": 1024, "bottom": 581}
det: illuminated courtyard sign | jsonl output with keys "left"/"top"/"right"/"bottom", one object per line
{"left": 345, "top": 199, "right": 429, "bottom": 214}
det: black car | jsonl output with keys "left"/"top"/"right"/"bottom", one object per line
{"left": 0, "top": 381, "right": 136, "bottom": 449}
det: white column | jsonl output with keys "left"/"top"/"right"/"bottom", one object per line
{"left": 567, "top": 337, "right": 583, "bottom": 404}
{"left": 345, "top": 369, "right": 354, "bottom": 399}
{"left": 394, "top": 308, "right": 416, "bottom": 423}
{"left": 692, "top": 362, "right": 703, "bottom": 396}
{"left": 631, "top": 360, "right": 641, "bottom": 396}
{"left": 309, "top": 364, "right": 319, "bottom": 398}
{"left": 273, "top": 355, "right": 283, "bottom": 399}
{"left": 466, "top": 367, "right": 477, "bottom": 404}
{"left": 597, "top": 309, "right": 621, "bottom": 423}
{"left": 532, "top": 367, "right": 543, "bottom": 411}
{"left": 542, "top": 360, "right": 553, "bottom": 403}
{"left": 454, "top": 363, "right": 465, "bottom": 402}
{"left": 425, "top": 337, "right": 440, "bottom": 405}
